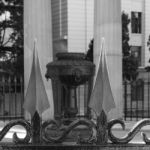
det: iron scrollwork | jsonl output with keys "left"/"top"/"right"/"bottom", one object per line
{"left": 108, "top": 119, "right": 150, "bottom": 144}
{"left": 2, "top": 117, "right": 150, "bottom": 145}
{"left": 0, "top": 119, "right": 31, "bottom": 144}
{"left": 42, "top": 118, "right": 97, "bottom": 144}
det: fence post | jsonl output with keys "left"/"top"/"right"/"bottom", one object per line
{"left": 31, "top": 111, "right": 41, "bottom": 144}
{"left": 96, "top": 110, "right": 107, "bottom": 144}
{"left": 124, "top": 80, "right": 127, "bottom": 120}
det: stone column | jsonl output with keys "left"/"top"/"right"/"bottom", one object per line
{"left": 24, "top": 0, "right": 54, "bottom": 120}
{"left": 143, "top": 0, "right": 150, "bottom": 66}
{"left": 94, "top": 0, "right": 122, "bottom": 119}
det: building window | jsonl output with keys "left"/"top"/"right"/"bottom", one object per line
{"left": 130, "top": 46, "right": 141, "bottom": 66}
{"left": 131, "top": 12, "right": 142, "bottom": 33}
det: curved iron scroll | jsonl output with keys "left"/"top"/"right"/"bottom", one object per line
{"left": 0, "top": 119, "right": 31, "bottom": 144}
{"left": 108, "top": 119, "right": 150, "bottom": 144}
{"left": 42, "top": 118, "right": 97, "bottom": 144}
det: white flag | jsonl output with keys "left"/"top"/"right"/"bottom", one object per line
{"left": 24, "top": 42, "right": 50, "bottom": 117}
{"left": 89, "top": 39, "right": 115, "bottom": 116}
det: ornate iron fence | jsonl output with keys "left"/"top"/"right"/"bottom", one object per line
{"left": 1, "top": 76, "right": 150, "bottom": 148}
{"left": 0, "top": 76, "right": 24, "bottom": 121}
{"left": 124, "top": 79, "right": 150, "bottom": 121}
{"left": 0, "top": 76, "right": 149, "bottom": 122}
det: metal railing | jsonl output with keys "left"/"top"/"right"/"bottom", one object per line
{"left": 0, "top": 76, "right": 150, "bottom": 146}
{"left": 0, "top": 75, "right": 149, "bottom": 122}
{"left": 123, "top": 79, "right": 150, "bottom": 121}
{"left": 0, "top": 75, "right": 24, "bottom": 121}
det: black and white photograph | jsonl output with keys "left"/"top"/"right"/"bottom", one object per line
{"left": 0, "top": 0, "right": 150, "bottom": 149}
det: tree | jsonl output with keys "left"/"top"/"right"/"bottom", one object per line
{"left": 122, "top": 12, "right": 138, "bottom": 81}
{"left": 145, "top": 35, "right": 150, "bottom": 72}
{"left": 147, "top": 35, "right": 150, "bottom": 53}
{"left": 86, "top": 12, "right": 138, "bottom": 81}
{"left": 85, "top": 39, "right": 93, "bottom": 62}
{"left": 0, "top": 0, "right": 23, "bottom": 76}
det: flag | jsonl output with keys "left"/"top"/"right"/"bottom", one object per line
{"left": 24, "top": 42, "right": 50, "bottom": 117}
{"left": 88, "top": 38, "right": 115, "bottom": 116}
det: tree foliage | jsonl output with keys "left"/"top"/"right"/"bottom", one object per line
{"left": 86, "top": 12, "right": 138, "bottom": 81}
{"left": 147, "top": 35, "right": 150, "bottom": 53}
{"left": 85, "top": 39, "right": 93, "bottom": 62}
{"left": 145, "top": 35, "right": 150, "bottom": 72}
{"left": 0, "top": 0, "right": 23, "bottom": 76}
{"left": 122, "top": 12, "right": 138, "bottom": 81}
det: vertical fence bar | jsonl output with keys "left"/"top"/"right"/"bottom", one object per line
{"left": 0, "top": 75, "right": 24, "bottom": 121}
{"left": 81, "top": 84, "right": 84, "bottom": 116}
{"left": 14, "top": 76, "right": 17, "bottom": 119}
{"left": 130, "top": 82, "right": 133, "bottom": 121}
{"left": 148, "top": 75, "right": 150, "bottom": 118}
{"left": 142, "top": 81, "right": 144, "bottom": 119}
{"left": 145, "top": 80, "right": 147, "bottom": 118}
{"left": 0, "top": 80, "right": 1, "bottom": 118}
{"left": 84, "top": 82, "right": 87, "bottom": 117}
{"left": 77, "top": 85, "right": 80, "bottom": 116}
{"left": 8, "top": 76, "right": 11, "bottom": 120}
{"left": 20, "top": 76, "right": 24, "bottom": 118}
{"left": 124, "top": 79, "right": 148, "bottom": 120}
{"left": 136, "top": 81, "right": 138, "bottom": 121}
{"left": 124, "top": 81, "right": 127, "bottom": 120}
{"left": 2, "top": 76, "right": 5, "bottom": 121}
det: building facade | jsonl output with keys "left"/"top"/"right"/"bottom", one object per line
{"left": 51, "top": 0, "right": 150, "bottom": 68}
{"left": 51, "top": 0, "right": 94, "bottom": 56}
{"left": 122, "top": 0, "right": 150, "bottom": 68}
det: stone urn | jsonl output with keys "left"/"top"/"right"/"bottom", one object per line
{"left": 45, "top": 52, "right": 95, "bottom": 121}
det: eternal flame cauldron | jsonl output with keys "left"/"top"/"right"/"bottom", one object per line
{"left": 45, "top": 52, "right": 95, "bottom": 122}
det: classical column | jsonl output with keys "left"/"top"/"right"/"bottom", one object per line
{"left": 143, "top": 0, "right": 150, "bottom": 66}
{"left": 94, "top": 0, "right": 122, "bottom": 119}
{"left": 24, "top": 0, "right": 54, "bottom": 120}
